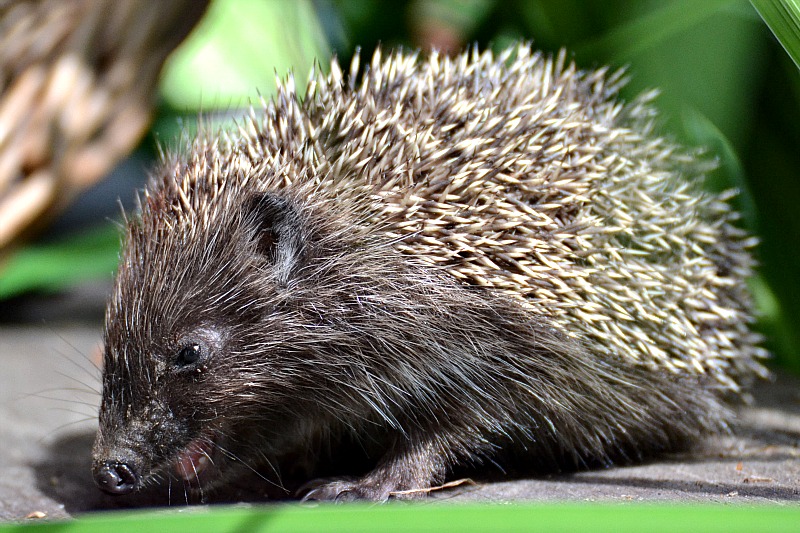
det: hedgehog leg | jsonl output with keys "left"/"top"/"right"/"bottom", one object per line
{"left": 301, "top": 434, "right": 448, "bottom": 502}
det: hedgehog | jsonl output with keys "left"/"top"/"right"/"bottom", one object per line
{"left": 91, "top": 44, "right": 767, "bottom": 502}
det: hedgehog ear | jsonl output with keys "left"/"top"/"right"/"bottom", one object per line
{"left": 247, "top": 193, "right": 305, "bottom": 285}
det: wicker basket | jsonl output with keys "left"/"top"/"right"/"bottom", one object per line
{"left": 0, "top": 0, "right": 207, "bottom": 256}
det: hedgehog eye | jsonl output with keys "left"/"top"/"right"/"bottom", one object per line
{"left": 175, "top": 343, "right": 202, "bottom": 367}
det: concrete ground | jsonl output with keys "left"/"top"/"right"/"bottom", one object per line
{"left": 1, "top": 324, "right": 799, "bottom": 522}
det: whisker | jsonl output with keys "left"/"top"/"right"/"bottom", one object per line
{"left": 14, "top": 387, "right": 99, "bottom": 404}
{"left": 26, "top": 394, "right": 99, "bottom": 410}
{"left": 51, "top": 330, "right": 103, "bottom": 380}
{"left": 53, "top": 370, "right": 100, "bottom": 397}
{"left": 256, "top": 449, "right": 287, "bottom": 494}
{"left": 46, "top": 406, "right": 97, "bottom": 417}
{"left": 214, "top": 440, "right": 287, "bottom": 493}
{"left": 190, "top": 460, "right": 205, "bottom": 503}
{"left": 38, "top": 416, "right": 97, "bottom": 444}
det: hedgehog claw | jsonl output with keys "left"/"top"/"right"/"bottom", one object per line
{"left": 300, "top": 478, "right": 363, "bottom": 502}
{"left": 299, "top": 475, "right": 421, "bottom": 502}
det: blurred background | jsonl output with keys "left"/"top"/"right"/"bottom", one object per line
{"left": 0, "top": 0, "right": 797, "bottom": 374}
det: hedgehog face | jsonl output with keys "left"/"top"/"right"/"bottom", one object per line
{"left": 92, "top": 191, "right": 328, "bottom": 496}
{"left": 92, "top": 323, "right": 234, "bottom": 495}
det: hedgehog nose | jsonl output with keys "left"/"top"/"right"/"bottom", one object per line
{"left": 94, "top": 461, "right": 138, "bottom": 495}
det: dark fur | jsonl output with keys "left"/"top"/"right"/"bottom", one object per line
{"left": 93, "top": 45, "right": 758, "bottom": 501}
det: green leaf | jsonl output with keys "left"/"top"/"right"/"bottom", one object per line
{"left": 575, "top": 0, "right": 734, "bottom": 62}
{"left": 4, "top": 504, "right": 800, "bottom": 533}
{"left": 751, "top": 0, "right": 800, "bottom": 70}
{"left": 159, "top": 0, "right": 330, "bottom": 110}
{"left": 680, "top": 107, "right": 758, "bottom": 229}
{"left": 0, "top": 225, "right": 121, "bottom": 299}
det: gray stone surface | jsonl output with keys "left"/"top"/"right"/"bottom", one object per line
{"left": 1, "top": 325, "right": 798, "bottom": 522}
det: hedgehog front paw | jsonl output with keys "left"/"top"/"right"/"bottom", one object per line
{"left": 300, "top": 437, "right": 448, "bottom": 502}
{"left": 300, "top": 477, "right": 363, "bottom": 502}
{"left": 300, "top": 475, "right": 426, "bottom": 502}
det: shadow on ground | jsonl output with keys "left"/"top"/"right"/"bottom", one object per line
{"left": 32, "top": 431, "right": 298, "bottom": 513}
{"left": 32, "top": 401, "right": 800, "bottom": 513}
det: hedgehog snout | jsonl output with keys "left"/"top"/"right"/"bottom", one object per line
{"left": 93, "top": 459, "right": 139, "bottom": 495}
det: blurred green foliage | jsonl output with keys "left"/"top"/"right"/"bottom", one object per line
{"left": 3, "top": 503, "right": 800, "bottom": 533}
{"left": 159, "top": 0, "right": 329, "bottom": 109}
{"left": 0, "top": 224, "right": 121, "bottom": 299}
{"left": 1, "top": 0, "right": 799, "bottom": 372}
